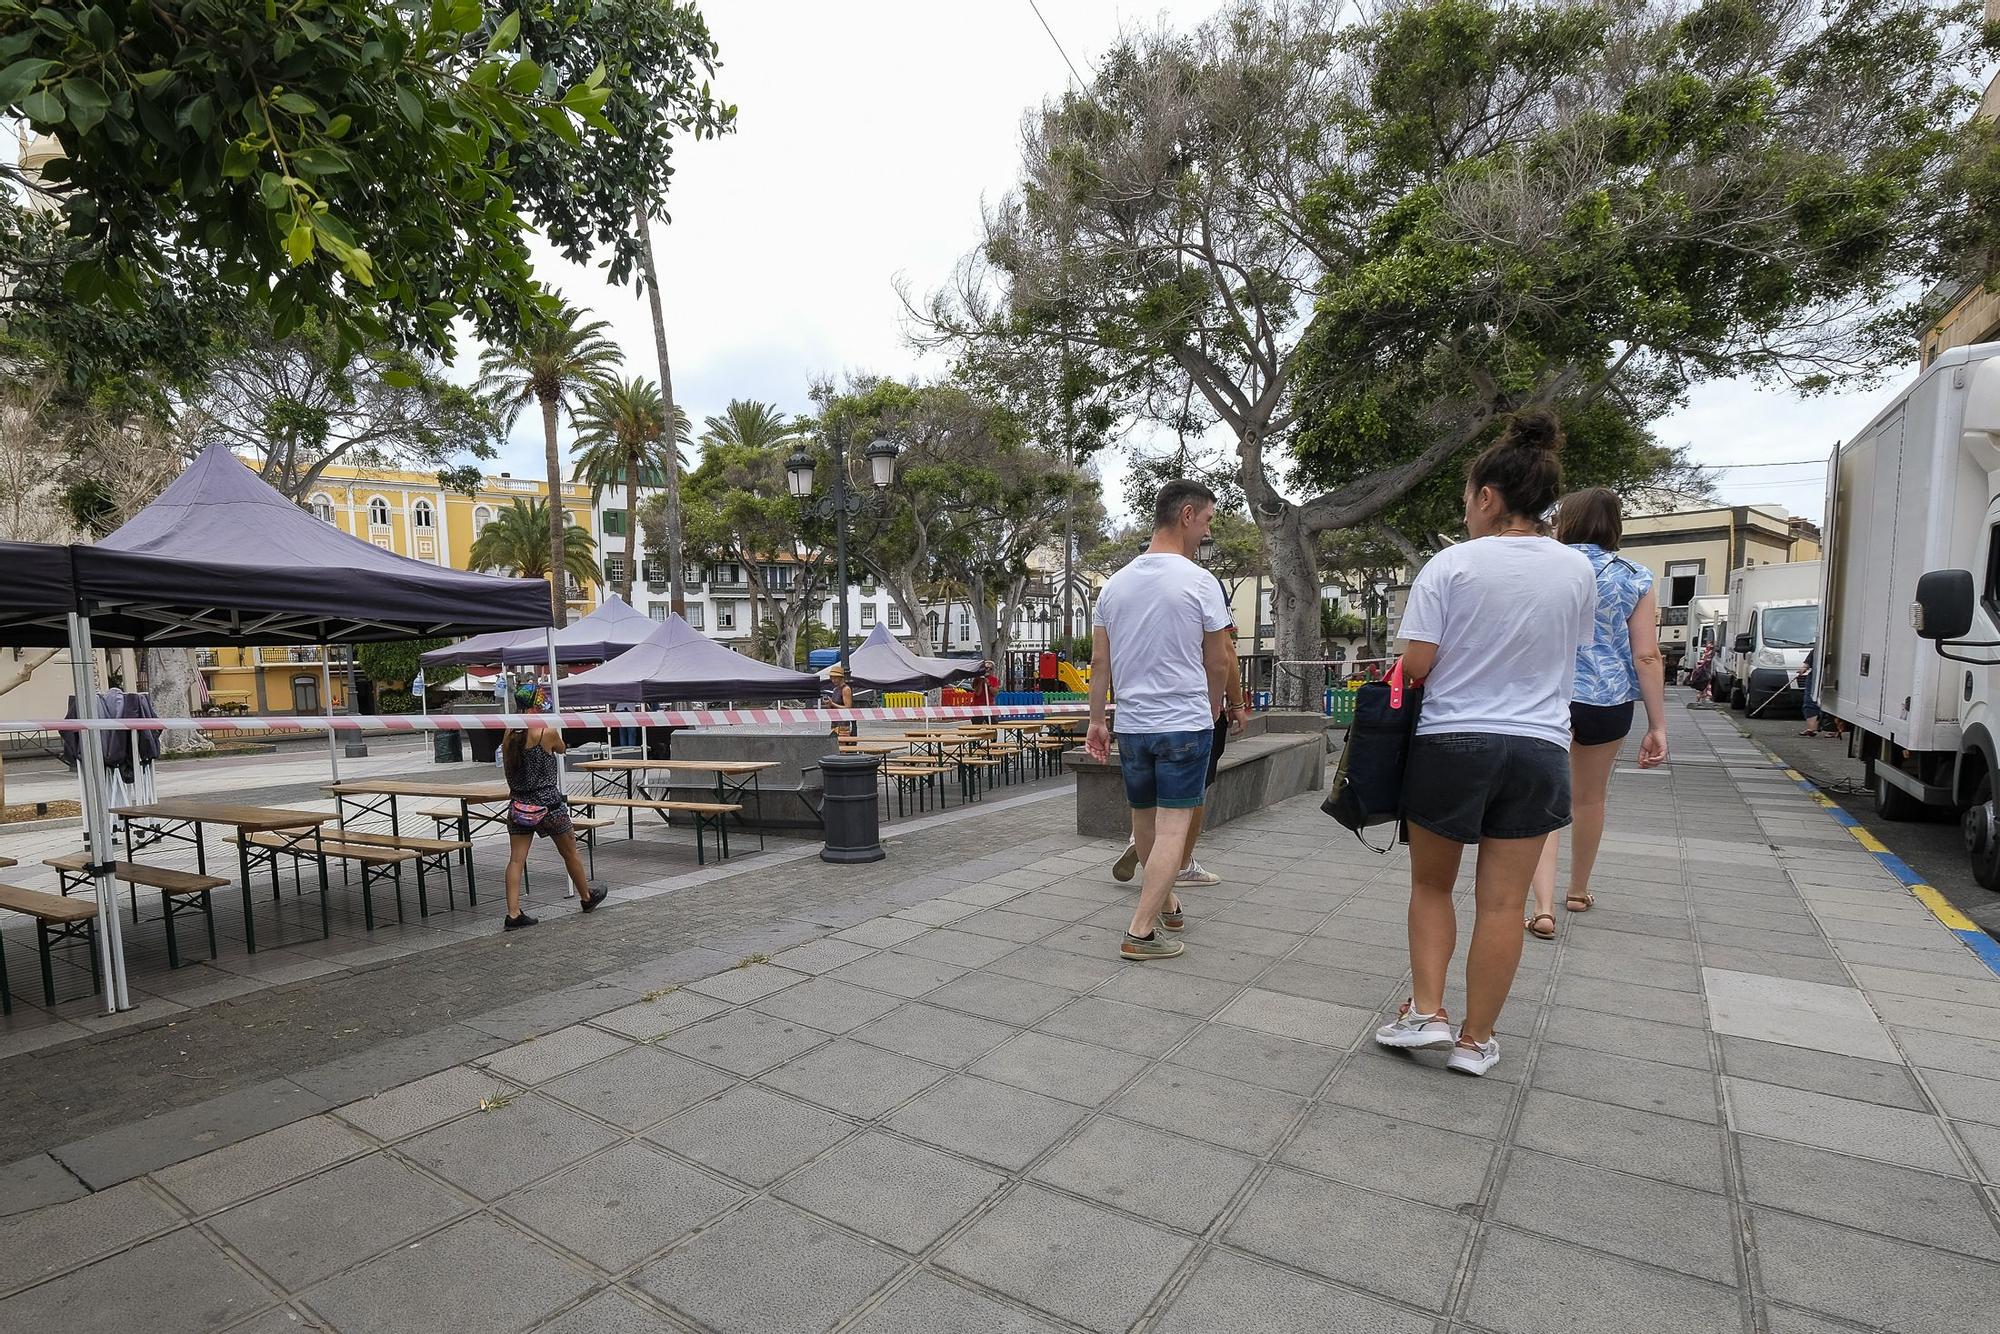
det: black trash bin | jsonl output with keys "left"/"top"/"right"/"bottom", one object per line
{"left": 467, "top": 729, "right": 501, "bottom": 765}
{"left": 819, "top": 753, "right": 884, "bottom": 863}
{"left": 432, "top": 730, "right": 463, "bottom": 764}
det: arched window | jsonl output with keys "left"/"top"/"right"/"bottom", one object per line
{"left": 472, "top": 505, "right": 492, "bottom": 538}
{"left": 368, "top": 497, "right": 390, "bottom": 527}
{"left": 309, "top": 494, "right": 333, "bottom": 523}
{"left": 412, "top": 500, "right": 434, "bottom": 529}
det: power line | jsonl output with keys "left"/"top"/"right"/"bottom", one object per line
{"left": 1698, "top": 458, "right": 1830, "bottom": 470}
{"left": 1026, "top": 0, "right": 1091, "bottom": 92}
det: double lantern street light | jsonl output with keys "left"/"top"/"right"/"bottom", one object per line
{"left": 784, "top": 432, "right": 900, "bottom": 681}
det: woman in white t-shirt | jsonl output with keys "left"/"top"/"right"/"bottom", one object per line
{"left": 1373, "top": 409, "right": 1596, "bottom": 1077}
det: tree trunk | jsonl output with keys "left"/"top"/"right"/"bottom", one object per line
{"left": 145, "top": 648, "right": 213, "bottom": 755}
{"left": 1260, "top": 510, "right": 1322, "bottom": 711}
{"left": 0, "top": 647, "right": 57, "bottom": 698}
{"left": 621, "top": 456, "right": 639, "bottom": 604}
{"left": 539, "top": 393, "right": 566, "bottom": 625}
{"left": 635, "top": 210, "right": 688, "bottom": 618}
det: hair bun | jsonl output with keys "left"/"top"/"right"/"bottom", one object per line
{"left": 1506, "top": 407, "right": 1562, "bottom": 454}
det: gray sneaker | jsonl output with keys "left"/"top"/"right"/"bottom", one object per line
{"left": 1111, "top": 841, "right": 1141, "bottom": 882}
{"left": 1120, "top": 931, "right": 1185, "bottom": 961}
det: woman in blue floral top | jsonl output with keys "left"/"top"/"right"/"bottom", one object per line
{"left": 1527, "top": 489, "right": 1668, "bottom": 939}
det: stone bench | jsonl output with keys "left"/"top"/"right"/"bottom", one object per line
{"left": 1068, "top": 714, "right": 1329, "bottom": 839}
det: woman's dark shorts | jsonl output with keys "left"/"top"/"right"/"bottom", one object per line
{"left": 1205, "top": 713, "right": 1228, "bottom": 787}
{"left": 1404, "top": 732, "right": 1571, "bottom": 844}
{"left": 1569, "top": 701, "right": 1635, "bottom": 747}
{"left": 515, "top": 799, "right": 574, "bottom": 840}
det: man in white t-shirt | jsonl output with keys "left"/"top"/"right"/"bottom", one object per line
{"left": 1088, "top": 481, "right": 1238, "bottom": 960}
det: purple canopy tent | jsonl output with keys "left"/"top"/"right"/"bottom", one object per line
{"left": 820, "top": 623, "right": 985, "bottom": 693}
{"left": 559, "top": 614, "right": 819, "bottom": 706}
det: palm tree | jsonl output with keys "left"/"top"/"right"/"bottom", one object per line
{"left": 477, "top": 299, "right": 620, "bottom": 621}
{"left": 634, "top": 211, "right": 695, "bottom": 618}
{"left": 701, "top": 399, "right": 802, "bottom": 450}
{"left": 570, "top": 376, "right": 692, "bottom": 605}
{"left": 469, "top": 498, "right": 602, "bottom": 597}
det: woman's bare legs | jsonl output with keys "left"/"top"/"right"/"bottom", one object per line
{"left": 552, "top": 832, "right": 593, "bottom": 901}
{"left": 1563, "top": 740, "right": 1622, "bottom": 909}
{"left": 1407, "top": 825, "right": 1466, "bottom": 1017}
{"left": 504, "top": 832, "right": 533, "bottom": 917}
{"left": 1462, "top": 835, "right": 1548, "bottom": 1043}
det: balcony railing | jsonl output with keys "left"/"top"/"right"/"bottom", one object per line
{"left": 1660, "top": 606, "right": 1690, "bottom": 626}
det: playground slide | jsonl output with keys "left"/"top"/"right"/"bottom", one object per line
{"left": 1056, "top": 661, "right": 1090, "bottom": 693}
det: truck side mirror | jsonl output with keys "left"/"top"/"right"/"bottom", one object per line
{"left": 1913, "top": 569, "right": 1976, "bottom": 641}
{"left": 1732, "top": 634, "right": 1752, "bottom": 654}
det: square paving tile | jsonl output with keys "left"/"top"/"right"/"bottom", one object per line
{"left": 335, "top": 1064, "right": 508, "bottom": 1142}
{"left": 768, "top": 938, "right": 877, "bottom": 975}
{"left": 1702, "top": 968, "right": 1901, "bottom": 1062}
{"left": 833, "top": 917, "right": 932, "bottom": 948}
{"left": 0, "top": 1154, "right": 86, "bottom": 1220}
{"left": 1751, "top": 1206, "right": 2000, "bottom": 1334}
{"left": 1541, "top": 1008, "right": 1713, "bottom": 1070}
{"left": 480, "top": 1025, "right": 635, "bottom": 1087}
{"left": 893, "top": 899, "right": 985, "bottom": 926}
{"left": 1722, "top": 1077, "right": 1962, "bottom": 1175}
{"left": 1717, "top": 1035, "right": 1929, "bottom": 1111}
{"left": 1736, "top": 1133, "right": 2000, "bottom": 1260}
{"left": 1929, "top": 1069, "right": 2000, "bottom": 1129}
{"left": 535, "top": 1289, "right": 682, "bottom": 1333}
{"left": 1494, "top": 1149, "right": 1736, "bottom": 1282}
{"left": 1281, "top": 1101, "right": 1494, "bottom": 1209}
{"left": 1465, "top": 1224, "right": 1742, "bottom": 1334}
{"left": 850, "top": 1002, "right": 1017, "bottom": 1068}
{"left": 922, "top": 971, "right": 1073, "bottom": 1025}
{"left": 302, "top": 1214, "right": 592, "bottom": 1334}
{"left": 209, "top": 1152, "right": 468, "bottom": 1290}
{"left": 847, "top": 1270, "right": 1064, "bottom": 1333}
{"left": 751, "top": 975, "right": 907, "bottom": 1033}
{"left": 590, "top": 990, "right": 733, "bottom": 1041}
{"left": 1513, "top": 1089, "right": 1727, "bottom": 1192}
{"left": 1108, "top": 1063, "right": 1305, "bottom": 1156}
{"left": 1225, "top": 1166, "right": 1468, "bottom": 1310}
{"left": 758, "top": 1038, "right": 947, "bottom": 1119}
{"left": 396, "top": 1091, "right": 620, "bottom": 1201}
{"left": 152, "top": 1115, "right": 372, "bottom": 1216}
{"left": 1167, "top": 1023, "right": 1341, "bottom": 1096}
{"left": 776, "top": 1130, "right": 1004, "bottom": 1252}
{"left": 823, "top": 952, "right": 968, "bottom": 999}
{"left": 893, "top": 928, "right": 1022, "bottom": 968}
{"left": 1254, "top": 959, "right": 1402, "bottom": 1008}
{"left": 1033, "top": 996, "right": 1199, "bottom": 1057}
{"left": 1153, "top": 1250, "right": 1432, "bottom": 1334}
{"left": 886, "top": 1074, "right": 1086, "bottom": 1171}
{"left": 0, "top": 1228, "right": 273, "bottom": 1334}
{"left": 684, "top": 963, "right": 808, "bottom": 1005}
{"left": 500, "top": 1141, "right": 744, "bottom": 1270}
{"left": 1322, "top": 1053, "right": 1514, "bottom": 1139}
{"left": 657, "top": 1008, "right": 829, "bottom": 1076}
{"left": 538, "top": 1045, "right": 737, "bottom": 1132}
{"left": 1530, "top": 1045, "right": 1721, "bottom": 1124}
{"left": 1091, "top": 967, "right": 1244, "bottom": 1018}
{"left": 0, "top": 1179, "right": 183, "bottom": 1293}
{"left": 635, "top": 1199, "right": 904, "bottom": 1334}
{"left": 937, "top": 1184, "right": 1193, "bottom": 1333}
{"left": 1212, "top": 987, "right": 1375, "bottom": 1047}
{"left": 647, "top": 1084, "right": 855, "bottom": 1186}
{"left": 950, "top": 908, "right": 1060, "bottom": 944}
{"left": 987, "top": 945, "right": 1126, "bottom": 991}
{"left": 967, "top": 1031, "right": 1150, "bottom": 1106}
{"left": 1030, "top": 1116, "right": 1256, "bottom": 1233}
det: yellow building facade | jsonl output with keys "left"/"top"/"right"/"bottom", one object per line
{"left": 199, "top": 460, "right": 599, "bottom": 715}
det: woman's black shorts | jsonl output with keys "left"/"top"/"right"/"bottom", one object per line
{"left": 1205, "top": 714, "right": 1227, "bottom": 787}
{"left": 1570, "top": 701, "right": 1635, "bottom": 747}
{"left": 1403, "top": 732, "right": 1571, "bottom": 844}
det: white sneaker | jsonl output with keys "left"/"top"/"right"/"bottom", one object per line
{"left": 1374, "top": 1001, "right": 1455, "bottom": 1051}
{"left": 1111, "top": 842, "right": 1141, "bottom": 882}
{"left": 1175, "top": 861, "right": 1221, "bottom": 887}
{"left": 1446, "top": 1037, "right": 1499, "bottom": 1076}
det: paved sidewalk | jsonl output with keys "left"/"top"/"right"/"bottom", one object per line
{"left": 2, "top": 701, "right": 1998, "bottom": 1333}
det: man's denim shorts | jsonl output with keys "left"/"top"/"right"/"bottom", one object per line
{"left": 1118, "top": 730, "right": 1214, "bottom": 810}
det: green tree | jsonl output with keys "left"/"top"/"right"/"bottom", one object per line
{"left": 702, "top": 398, "right": 805, "bottom": 450}
{"left": 468, "top": 497, "right": 601, "bottom": 593}
{"left": 0, "top": 0, "right": 616, "bottom": 360}
{"left": 357, "top": 638, "right": 463, "bottom": 704}
{"left": 570, "top": 375, "right": 690, "bottom": 604}
{"left": 925, "top": 0, "right": 1994, "bottom": 705}
{"left": 477, "top": 299, "right": 620, "bottom": 621}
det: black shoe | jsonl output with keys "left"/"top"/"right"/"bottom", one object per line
{"left": 503, "top": 912, "right": 539, "bottom": 931}
{"left": 581, "top": 884, "right": 609, "bottom": 914}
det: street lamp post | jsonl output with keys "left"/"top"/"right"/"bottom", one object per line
{"left": 785, "top": 428, "right": 899, "bottom": 679}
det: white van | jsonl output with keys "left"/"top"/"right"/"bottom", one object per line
{"left": 1723, "top": 562, "right": 1820, "bottom": 714}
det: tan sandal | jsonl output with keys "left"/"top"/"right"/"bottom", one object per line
{"left": 1526, "top": 912, "right": 1557, "bottom": 940}
{"left": 1565, "top": 891, "right": 1595, "bottom": 913}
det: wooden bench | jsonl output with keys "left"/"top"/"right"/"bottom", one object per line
{"left": 569, "top": 796, "right": 743, "bottom": 864}
{"left": 881, "top": 762, "right": 952, "bottom": 817}
{"left": 0, "top": 883, "right": 100, "bottom": 1011}
{"left": 334, "top": 828, "right": 474, "bottom": 912}
{"left": 228, "top": 833, "right": 424, "bottom": 931}
{"left": 44, "top": 854, "right": 229, "bottom": 968}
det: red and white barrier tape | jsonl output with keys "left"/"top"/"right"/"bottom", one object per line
{"left": 0, "top": 704, "right": 1103, "bottom": 734}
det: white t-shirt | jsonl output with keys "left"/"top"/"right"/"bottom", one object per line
{"left": 1398, "top": 536, "right": 1596, "bottom": 747}
{"left": 1095, "top": 552, "right": 1233, "bottom": 734}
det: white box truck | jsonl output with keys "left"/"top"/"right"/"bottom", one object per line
{"left": 1681, "top": 593, "right": 1729, "bottom": 684}
{"left": 1722, "top": 561, "right": 1820, "bottom": 714}
{"left": 1824, "top": 342, "right": 2000, "bottom": 885}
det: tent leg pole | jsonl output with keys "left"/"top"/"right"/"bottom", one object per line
{"left": 322, "top": 646, "right": 339, "bottom": 783}
{"left": 546, "top": 627, "right": 564, "bottom": 790}
{"left": 68, "top": 613, "right": 128, "bottom": 1013}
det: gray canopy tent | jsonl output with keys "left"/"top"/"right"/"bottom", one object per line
{"left": 559, "top": 614, "right": 819, "bottom": 706}
{"left": 0, "top": 446, "right": 555, "bottom": 1011}
{"left": 820, "top": 623, "right": 987, "bottom": 693}
{"left": 419, "top": 594, "right": 654, "bottom": 672}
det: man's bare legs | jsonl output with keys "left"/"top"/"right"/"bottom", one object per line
{"left": 1461, "top": 835, "right": 1547, "bottom": 1043}
{"left": 1530, "top": 739, "right": 1620, "bottom": 919}
{"left": 1128, "top": 805, "right": 1196, "bottom": 936}
{"left": 1407, "top": 825, "right": 1465, "bottom": 1017}
{"left": 1179, "top": 804, "right": 1206, "bottom": 873}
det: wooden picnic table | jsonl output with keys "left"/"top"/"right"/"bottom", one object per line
{"left": 576, "top": 758, "right": 779, "bottom": 846}
{"left": 838, "top": 739, "right": 913, "bottom": 755}
{"left": 113, "top": 800, "right": 337, "bottom": 953}
{"left": 324, "top": 780, "right": 509, "bottom": 904}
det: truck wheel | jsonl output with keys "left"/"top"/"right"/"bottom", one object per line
{"left": 1967, "top": 776, "right": 2000, "bottom": 891}
{"left": 1874, "top": 771, "right": 1923, "bottom": 822}
{"left": 1729, "top": 684, "right": 1746, "bottom": 712}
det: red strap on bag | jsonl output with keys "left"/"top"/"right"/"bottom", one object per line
{"left": 1388, "top": 658, "right": 1405, "bottom": 711}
